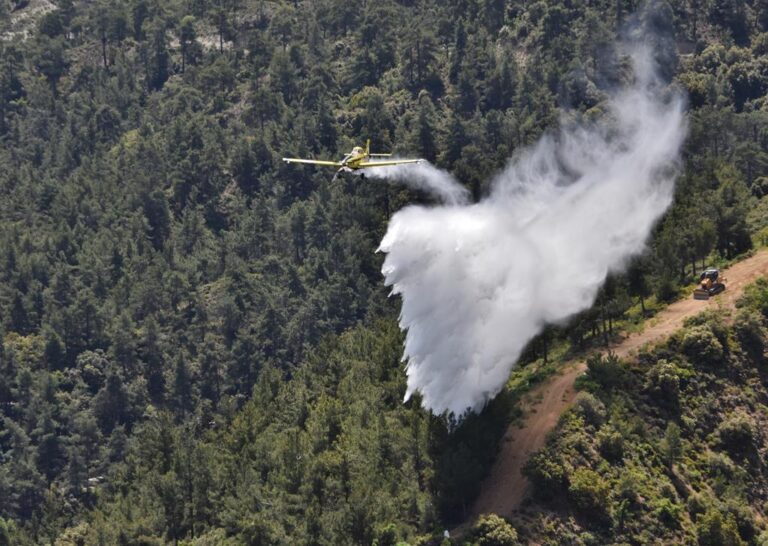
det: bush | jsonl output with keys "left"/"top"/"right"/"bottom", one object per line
{"left": 586, "top": 352, "right": 626, "bottom": 389}
{"left": 707, "top": 451, "right": 735, "bottom": 480}
{"left": 696, "top": 508, "right": 745, "bottom": 546}
{"left": 654, "top": 497, "right": 682, "bottom": 528}
{"left": 644, "top": 359, "right": 683, "bottom": 408}
{"left": 687, "top": 493, "right": 707, "bottom": 520}
{"left": 724, "top": 500, "right": 757, "bottom": 543}
{"left": 0, "top": 518, "right": 10, "bottom": 546}
{"left": 616, "top": 470, "right": 642, "bottom": 506}
{"left": 524, "top": 449, "right": 566, "bottom": 498}
{"left": 568, "top": 468, "right": 611, "bottom": 524}
{"left": 661, "top": 422, "right": 682, "bottom": 468}
{"left": 656, "top": 275, "right": 678, "bottom": 302}
{"left": 572, "top": 392, "right": 606, "bottom": 428}
{"left": 683, "top": 310, "right": 729, "bottom": 347}
{"left": 597, "top": 427, "right": 624, "bottom": 462}
{"left": 374, "top": 523, "right": 398, "bottom": 546}
{"left": 717, "top": 412, "right": 754, "bottom": 458}
{"left": 681, "top": 326, "right": 725, "bottom": 367}
{"left": 471, "top": 514, "right": 520, "bottom": 546}
{"left": 733, "top": 309, "right": 765, "bottom": 361}
{"left": 738, "top": 278, "right": 768, "bottom": 318}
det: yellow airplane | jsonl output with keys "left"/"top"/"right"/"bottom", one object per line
{"left": 282, "top": 140, "right": 423, "bottom": 179}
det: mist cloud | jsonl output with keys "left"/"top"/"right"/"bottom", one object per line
{"left": 377, "top": 46, "right": 687, "bottom": 417}
{"left": 367, "top": 162, "right": 470, "bottom": 206}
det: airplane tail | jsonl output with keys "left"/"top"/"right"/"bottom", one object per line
{"left": 367, "top": 138, "right": 392, "bottom": 158}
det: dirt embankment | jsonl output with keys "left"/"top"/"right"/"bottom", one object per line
{"left": 471, "top": 249, "right": 768, "bottom": 519}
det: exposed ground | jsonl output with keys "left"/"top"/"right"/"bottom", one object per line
{"left": 471, "top": 248, "right": 768, "bottom": 519}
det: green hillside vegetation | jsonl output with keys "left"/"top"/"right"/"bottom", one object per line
{"left": 0, "top": 0, "right": 767, "bottom": 544}
{"left": 518, "top": 279, "right": 768, "bottom": 546}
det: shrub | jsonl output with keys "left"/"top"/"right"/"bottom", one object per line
{"left": 681, "top": 326, "right": 725, "bottom": 367}
{"left": 597, "top": 427, "right": 624, "bottom": 462}
{"left": 717, "top": 412, "right": 754, "bottom": 458}
{"left": 374, "top": 523, "right": 398, "bottom": 546}
{"left": 656, "top": 275, "right": 678, "bottom": 302}
{"left": 661, "top": 422, "right": 682, "bottom": 468}
{"left": 568, "top": 468, "right": 611, "bottom": 524}
{"left": 752, "top": 33, "right": 768, "bottom": 55}
{"left": 0, "top": 518, "right": 9, "bottom": 546}
{"left": 644, "top": 359, "right": 683, "bottom": 408}
{"left": 733, "top": 309, "right": 765, "bottom": 361}
{"left": 683, "top": 310, "right": 730, "bottom": 349}
{"left": 738, "top": 278, "right": 768, "bottom": 318}
{"left": 471, "top": 514, "right": 520, "bottom": 546}
{"left": 654, "top": 497, "right": 682, "bottom": 528}
{"left": 616, "top": 470, "right": 642, "bottom": 506}
{"left": 687, "top": 493, "right": 707, "bottom": 520}
{"left": 586, "top": 352, "right": 626, "bottom": 389}
{"left": 573, "top": 392, "right": 606, "bottom": 428}
{"left": 725, "top": 500, "right": 757, "bottom": 543}
{"left": 707, "top": 451, "right": 735, "bottom": 480}
{"left": 524, "top": 449, "right": 566, "bottom": 498}
{"left": 696, "top": 508, "right": 745, "bottom": 546}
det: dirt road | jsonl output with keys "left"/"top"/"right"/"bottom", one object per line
{"left": 470, "top": 249, "right": 768, "bottom": 519}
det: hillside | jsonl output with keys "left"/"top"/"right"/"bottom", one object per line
{"left": 0, "top": 0, "right": 768, "bottom": 544}
{"left": 473, "top": 248, "right": 768, "bottom": 519}
{"left": 509, "top": 276, "right": 768, "bottom": 545}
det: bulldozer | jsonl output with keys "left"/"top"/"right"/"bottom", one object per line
{"left": 693, "top": 268, "right": 726, "bottom": 300}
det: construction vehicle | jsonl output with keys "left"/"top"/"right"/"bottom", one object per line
{"left": 693, "top": 268, "right": 726, "bottom": 300}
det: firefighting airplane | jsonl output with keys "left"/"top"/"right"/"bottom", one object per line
{"left": 282, "top": 140, "right": 423, "bottom": 179}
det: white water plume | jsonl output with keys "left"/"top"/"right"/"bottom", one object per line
{"left": 368, "top": 161, "right": 470, "bottom": 206}
{"left": 378, "top": 45, "right": 687, "bottom": 417}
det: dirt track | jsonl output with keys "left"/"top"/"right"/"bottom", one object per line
{"left": 470, "top": 249, "right": 768, "bottom": 519}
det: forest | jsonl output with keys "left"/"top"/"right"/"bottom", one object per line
{"left": 1, "top": 0, "right": 768, "bottom": 544}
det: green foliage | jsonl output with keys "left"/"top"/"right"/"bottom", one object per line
{"left": 511, "top": 279, "right": 768, "bottom": 543}
{"left": 572, "top": 392, "right": 606, "bottom": 428}
{"left": 644, "top": 359, "right": 685, "bottom": 409}
{"left": 739, "top": 278, "right": 768, "bottom": 318}
{"left": 653, "top": 497, "right": 682, "bottom": 529}
{"left": 568, "top": 468, "right": 611, "bottom": 525}
{"left": 661, "top": 422, "right": 682, "bottom": 468}
{"left": 681, "top": 326, "right": 725, "bottom": 367}
{"left": 733, "top": 308, "right": 766, "bottom": 362}
{"left": 717, "top": 411, "right": 754, "bottom": 458}
{"left": 470, "top": 514, "right": 520, "bottom": 546}
{"left": 524, "top": 448, "right": 566, "bottom": 498}
{"left": 586, "top": 352, "right": 626, "bottom": 390}
{"left": 0, "top": 518, "right": 10, "bottom": 546}
{"left": 697, "top": 508, "right": 745, "bottom": 546}
{"left": 596, "top": 427, "right": 624, "bottom": 462}
{"left": 0, "top": 0, "right": 767, "bottom": 543}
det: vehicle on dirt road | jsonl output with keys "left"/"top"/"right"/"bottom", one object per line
{"left": 693, "top": 268, "right": 726, "bottom": 300}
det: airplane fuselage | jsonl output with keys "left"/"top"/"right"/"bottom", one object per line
{"left": 281, "top": 140, "right": 421, "bottom": 175}
{"left": 340, "top": 146, "right": 368, "bottom": 170}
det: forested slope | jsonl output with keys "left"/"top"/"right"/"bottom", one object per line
{"left": 517, "top": 280, "right": 768, "bottom": 546}
{"left": 0, "top": 0, "right": 767, "bottom": 544}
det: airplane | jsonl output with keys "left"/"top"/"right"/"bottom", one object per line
{"left": 282, "top": 140, "right": 423, "bottom": 179}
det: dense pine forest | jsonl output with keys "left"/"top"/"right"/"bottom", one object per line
{"left": 1, "top": 0, "right": 768, "bottom": 544}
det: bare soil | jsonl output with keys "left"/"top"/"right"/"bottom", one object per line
{"left": 470, "top": 249, "right": 768, "bottom": 519}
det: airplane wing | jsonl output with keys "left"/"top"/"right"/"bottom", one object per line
{"left": 282, "top": 158, "right": 343, "bottom": 167}
{"left": 358, "top": 159, "right": 423, "bottom": 168}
